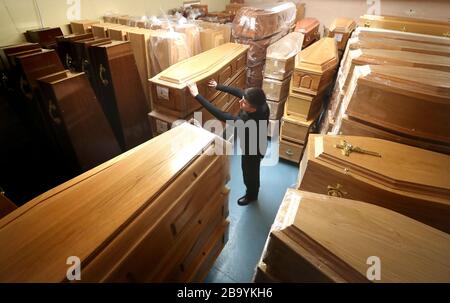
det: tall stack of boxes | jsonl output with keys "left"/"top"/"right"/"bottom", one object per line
{"left": 262, "top": 32, "right": 304, "bottom": 138}
{"left": 279, "top": 38, "right": 338, "bottom": 163}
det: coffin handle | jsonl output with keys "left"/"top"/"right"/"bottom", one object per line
{"left": 99, "top": 64, "right": 109, "bottom": 86}
{"left": 285, "top": 149, "right": 294, "bottom": 157}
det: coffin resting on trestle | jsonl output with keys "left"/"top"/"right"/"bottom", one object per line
{"left": 298, "top": 135, "right": 450, "bottom": 234}
{"left": 150, "top": 43, "right": 249, "bottom": 118}
{"left": 255, "top": 189, "right": 450, "bottom": 283}
{"left": 335, "top": 65, "right": 450, "bottom": 151}
{"left": 0, "top": 123, "right": 231, "bottom": 282}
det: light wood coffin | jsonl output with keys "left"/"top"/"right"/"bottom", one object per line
{"left": 92, "top": 23, "right": 123, "bottom": 38}
{"left": 264, "top": 32, "right": 304, "bottom": 81}
{"left": 281, "top": 115, "right": 315, "bottom": 145}
{"left": 328, "top": 18, "right": 357, "bottom": 51}
{"left": 298, "top": 135, "right": 450, "bottom": 234}
{"left": 70, "top": 20, "right": 100, "bottom": 34}
{"left": 37, "top": 70, "right": 121, "bottom": 173}
{"left": 0, "top": 123, "right": 231, "bottom": 282}
{"left": 260, "top": 189, "right": 450, "bottom": 283}
{"left": 341, "top": 65, "right": 450, "bottom": 148}
{"left": 359, "top": 15, "right": 450, "bottom": 38}
{"left": 291, "top": 38, "right": 339, "bottom": 96}
{"left": 285, "top": 90, "right": 326, "bottom": 122}
{"left": 279, "top": 138, "right": 304, "bottom": 164}
{"left": 150, "top": 43, "right": 249, "bottom": 118}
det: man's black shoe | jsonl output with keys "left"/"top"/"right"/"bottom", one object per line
{"left": 238, "top": 195, "right": 258, "bottom": 206}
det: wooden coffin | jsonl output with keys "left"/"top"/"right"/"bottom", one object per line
{"left": 279, "top": 138, "right": 304, "bottom": 164}
{"left": 199, "top": 28, "right": 226, "bottom": 52}
{"left": 339, "top": 116, "right": 450, "bottom": 156}
{"left": 197, "top": 21, "right": 232, "bottom": 44}
{"left": 262, "top": 77, "right": 291, "bottom": 102}
{"left": 232, "top": 2, "right": 296, "bottom": 40}
{"left": 342, "top": 65, "right": 450, "bottom": 147}
{"left": 108, "top": 25, "right": 132, "bottom": 41}
{"left": 328, "top": 18, "right": 356, "bottom": 51}
{"left": 174, "top": 24, "right": 202, "bottom": 57}
{"left": 37, "top": 70, "right": 121, "bottom": 172}
{"left": 359, "top": 15, "right": 450, "bottom": 38}
{"left": 0, "top": 43, "right": 40, "bottom": 70}
{"left": 89, "top": 41, "right": 151, "bottom": 151}
{"left": 150, "top": 43, "right": 248, "bottom": 118}
{"left": 127, "top": 29, "right": 154, "bottom": 110}
{"left": 267, "top": 98, "right": 286, "bottom": 120}
{"left": 70, "top": 20, "right": 100, "bottom": 34}
{"left": 0, "top": 193, "right": 16, "bottom": 220}
{"left": 281, "top": 115, "right": 315, "bottom": 145}
{"left": 354, "top": 27, "right": 450, "bottom": 47}
{"left": 295, "top": 18, "right": 320, "bottom": 48}
{"left": 103, "top": 14, "right": 128, "bottom": 24}
{"left": 25, "top": 27, "right": 64, "bottom": 49}
{"left": 92, "top": 23, "right": 123, "bottom": 38}
{"left": 0, "top": 123, "right": 230, "bottom": 282}
{"left": 71, "top": 38, "right": 111, "bottom": 73}
{"left": 261, "top": 189, "right": 450, "bottom": 283}
{"left": 298, "top": 135, "right": 450, "bottom": 233}
{"left": 285, "top": 90, "right": 325, "bottom": 122}
{"left": 291, "top": 38, "right": 338, "bottom": 96}
{"left": 149, "top": 30, "right": 191, "bottom": 75}
{"left": 348, "top": 36, "right": 450, "bottom": 58}
{"left": 264, "top": 32, "right": 304, "bottom": 81}
{"left": 56, "top": 33, "right": 94, "bottom": 69}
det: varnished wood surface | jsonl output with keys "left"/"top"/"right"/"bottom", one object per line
{"left": 0, "top": 123, "right": 222, "bottom": 282}
{"left": 296, "top": 38, "right": 339, "bottom": 74}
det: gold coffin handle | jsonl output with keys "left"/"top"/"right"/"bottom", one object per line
{"left": 327, "top": 184, "right": 348, "bottom": 198}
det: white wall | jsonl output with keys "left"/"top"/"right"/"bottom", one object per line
{"left": 0, "top": 0, "right": 227, "bottom": 46}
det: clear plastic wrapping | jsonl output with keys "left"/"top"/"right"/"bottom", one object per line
{"left": 232, "top": 2, "right": 296, "bottom": 40}
{"left": 265, "top": 32, "right": 304, "bottom": 79}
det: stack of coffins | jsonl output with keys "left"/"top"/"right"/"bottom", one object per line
{"left": 327, "top": 17, "right": 356, "bottom": 57}
{"left": 255, "top": 189, "right": 450, "bottom": 283}
{"left": 92, "top": 23, "right": 124, "bottom": 38}
{"left": 298, "top": 135, "right": 450, "bottom": 234}
{"left": 359, "top": 15, "right": 450, "bottom": 37}
{"left": 0, "top": 123, "right": 231, "bottom": 283}
{"left": 24, "top": 27, "right": 64, "bottom": 49}
{"left": 262, "top": 32, "right": 304, "bottom": 138}
{"left": 89, "top": 40, "right": 151, "bottom": 151}
{"left": 196, "top": 21, "right": 232, "bottom": 51}
{"left": 232, "top": 2, "right": 297, "bottom": 88}
{"left": 70, "top": 20, "right": 100, "bottom": 34}
{"left": 149, "top": 43, "right": 248, "bottom": 136}
{"left": 55, "top": 33, "right": 94, "bottom": 70}
{"left": 294, "top": 18, "right": 320, "bottom": 49}
{"left": 280, "top": 38, "right": 338, "bottom": 164}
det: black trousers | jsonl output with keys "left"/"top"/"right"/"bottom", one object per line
{"left": 241, "top": 155, "right": 262, "bottom": 199}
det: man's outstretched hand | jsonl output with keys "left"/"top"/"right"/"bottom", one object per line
{"left": 187, "top": 82, "right": 199, "bottom": 97}
{"left": 208, "top": 79, "right": 218, "bottom": 89}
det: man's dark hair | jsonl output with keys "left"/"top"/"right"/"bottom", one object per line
{"left": 244, "top": 88, "right": 267, "bottom": 108}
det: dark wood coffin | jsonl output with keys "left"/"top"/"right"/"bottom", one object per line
{"left": 25, "top": 27, "right": 64, "bottom": 49}
{"left": 298, "top": 135, "right": 450, "bottom": 234}
{"left": 37, "top": 70, "right": 121, "bottom": 172}
{"left": 55, "top": 33, "right": 94, "bottom": 69}
{"left": 89, "top": 41, "right": 151, "bottom": 151}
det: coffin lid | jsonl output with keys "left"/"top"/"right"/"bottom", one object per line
{"left": 361, "top": 65, "right": 450, "bottom": 98}
{"left": 282, "top": 114, "right": 314, "bottom": 127}
{"left": 329, "top": 18, "right": 357, "bottom": 33}
{"left": 360, "top": 14, "right": 450, "bottom": 27}
{"left": 356, "top": 49, "right": 450, "bottom": 72}
{"left": 308, "top": 135, "right": 450, "bottom": 200}
{"left": 0, "top": 123, "right": 221, "bottom": 282}
{"left": 266, "top": 32, "right": 304, "bottom": 61}
{"left": 150, "top": 43, "right": 249, "bottom": 89}
{"left": 296, "top": 38, "right": 338, "bottom": 74}
{"left": 295, "top": 17, "right": 320, "bottom": 33}
{"left": 275, "top": 189, "right": 450, "bottom": 283}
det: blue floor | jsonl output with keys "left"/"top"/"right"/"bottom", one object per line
{"left": 205, "top": 140, "right": 299, "bottom": 283}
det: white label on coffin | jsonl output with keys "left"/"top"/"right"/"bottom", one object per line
{"left": 156, "top": 120, "right": 169, "bottom": 134}
{"left": 157, "top": 86, "right": 169, "bottom": 100}
{"left": 334, "top": 33, "right": 343, "bottom": 42}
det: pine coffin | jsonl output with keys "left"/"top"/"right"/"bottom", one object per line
{"left": 260, "top": 189, "right": 450, "bottom": 282}
{"left": 0, "top": 123, "right": 231, "bottom": 282}
{"left": 150, "top": 43, "right": 248, "bottom": 118}
{"left": 291, "top": 38, "right": 339, "bottom": 96}
{"left": 279, "top": 138, "right": 304, "bottom": 164}
{"left": 89, "top": 41, "right": 151, "bottom": 151}
{"left": 298, "top": 135, "right": 450, "bottom": 234}
{"left": 281, "top": 115, "right": 315, "bottom": 145}
{"left": 285, "top": 90, "right": 325, "bottom": 122}
{"left": 341, "top": 65, "right": 450, "bottom": 148}
{"left": 70, "top": 20, "right": 100, "bottom": 34}
{"left": 36, "top": 70, "right": 121, "bottom": 173}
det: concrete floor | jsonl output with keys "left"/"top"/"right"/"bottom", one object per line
{"left": 205, "top": 140, "right": 299, "bottom": 283}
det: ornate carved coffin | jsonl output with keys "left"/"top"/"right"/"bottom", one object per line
{"left": 295, "top": 18, "right": 320, "bottom": 48}
{"left": 150, "top": 43, "right": 248, "bottom": 118}
{"left": 328, "top": 18, "right": 357, "bottom": 51}
{"left": 232, "top": 2, "right": 296, "bottom": 40}
{"left": 89, "top": 41, "right": 151, "bottom": 151}
{"left": 264, "top": 32, "right": 304, "bottom": 81}
{"left": 338, "top": 65, "right": 450, "bottom": 149}
{"left": 359, "top": 15, "right": 450, "bottom": 38}
{"left": 291, "top": 38, "right": 339, "bottom": 96}
{"left": 298, "top": 135, "right": 450, "bottom": 234}
{"left": 0, "top": 123, "right": 231, "bottom": 282}
{"left": 257, "top": 189, "right": 450, "bottom": 283}
{"left": 37, "top": 70, "right": 121, "bottom": 173}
